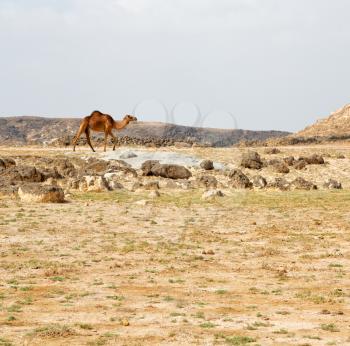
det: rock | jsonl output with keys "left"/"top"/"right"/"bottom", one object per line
{"left": 135, "top": 199, "right": 149, "bottom": 206}
{"left": 120, "top": 151, "right": 137, "bottom": 159}
{"left": 79, "top": 176, "right": 110, "bottom": 192}
{"left": 141, "top": 160, "right": 160, "bottom": 176}
{"left": 291, "top": 177, "right": 317, "bottom": 190}
{"left": 336, "top": 153, "right": 345, "bottom": 159}
{"left": 1, "top": 165, "right": 43, "bottom": 183}
{"left": 228, "top": 169, "right": 252, "bottom": 189}
{"left": 200, "top": 160, "right": 214, "bottom": 170}
{"left": 253, "top": 175, "right": 267, "bottom": 189}
{"left": 0, "top": 157, "right": 16, "bottom": 172}
{"left": 201, "top": 189, "right": 224, "bottom": 200}
{"left": 143, "top": 181, "right": 160, "bottom": 190}
{"left": 202, "top": 249, "right": 215, "bottom": 255}
{"left": 241, "top": 151, "right": 263, "bottom": 170}
{"left": 268, "top": 177, "right": 290, "bottom": 191}
{"left": 66, "top": 178, "right": 80, "bottom": 190}
{"left": 41, "top": 168, "right": 62, "bottom": 181}
{"left": 109, "top": 181, "right": 124, "bottom": 190}
{"left": 53, "top": 158, "right": 77, "bottom": 177}
{"left": 293, "top": 160, "right": 307, "bottom": 170}
{"left": 149, "top": 163, "right": 192, "bottom": 180}
{"left": 270, "top": 160, "right": 290, "bottom": 174}
{"left": 323, "top": 179, "right": 342, "bottom": 189}
{"left": 109, "top": 160, "right": 132, "bottom": 168}
{"left": 43, "top": 177, "right": 58, "bottom": 186}
{"left": 0, "top": 178, "right": 18, "bottom": 196}
{"left": 283, "top": 156, "right": 295, "bottom": 166}
{"left": 81, "top": 159, "right": 109, "bottom": 175}
{"left": 305, "top": 154, "right": 324, "bottom": 165}
{"left": 197, "top": 175, "right": 218, "bottom": 189}
{"left": 120, "top": 319, "right": 130, "bottom": 326}
{"left": 18, "top": 184, "right": 65, "bottom": 203}
{"left": 264, "top": 148, "right": 281, "bottom": 154}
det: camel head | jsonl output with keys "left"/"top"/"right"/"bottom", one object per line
{"left": 123, "top": 115, "right": 138, "bottom": 123}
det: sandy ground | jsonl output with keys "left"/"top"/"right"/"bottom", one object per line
{"left": 0, "top": 145, "right": 350, "bottom": 346}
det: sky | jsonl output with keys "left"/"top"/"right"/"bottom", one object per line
{"left": 0, "top": 0, "right": 349, "bottom": 132}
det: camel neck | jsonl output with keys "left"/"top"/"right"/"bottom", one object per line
{"left": 113, "top": 119, "right": 128, "bottom": 130}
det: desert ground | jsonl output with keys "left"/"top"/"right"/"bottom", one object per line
{"left": 0, "top": 144, "right": 350, "bottom": 346}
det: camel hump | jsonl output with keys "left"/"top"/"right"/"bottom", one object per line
{"left": 90, "top": 110, "right": 103, "bottom": 116}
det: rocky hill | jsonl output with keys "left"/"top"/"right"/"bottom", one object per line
{"left": 296, "top": 104, "right": 350, "bottom": 137}
{"left": 0, "top": 116, "right": 289, "bottom": 147}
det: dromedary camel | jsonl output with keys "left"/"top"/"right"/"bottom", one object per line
{"left": 72, "top": 110, "right": 137, "bottom": 152}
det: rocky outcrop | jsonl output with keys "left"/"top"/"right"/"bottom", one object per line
{"left": 18, "top": 184, "right": 65, "bottom": 203}
{"left": 141, "top": 160, "right": 192, "bottom": 179}
{"left": 1, "top": 165, "right": 44, "bottom": 183}
{"left": 269, "top": 160, "right": 290, "bottom": 174}
{"left": 291, "top": 177, "right": 317, "bottom": 190}
{"left": 241, "top": 151, "right": 263, "bottom": 170}
{"left": 228, "top": 169, "right": 252, "bottom": 189}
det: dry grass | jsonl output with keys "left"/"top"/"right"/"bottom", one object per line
{"left": 0, "top": 145, "right": 350, "bottom": 345}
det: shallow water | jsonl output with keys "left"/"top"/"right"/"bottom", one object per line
{"left": 103, "top": 149, "right": 225, "bottom": 169}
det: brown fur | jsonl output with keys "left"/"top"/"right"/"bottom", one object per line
{"left": 72, "top": 111, "right": 137, "bottom": 152}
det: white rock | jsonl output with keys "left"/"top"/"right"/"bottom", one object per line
{"left": 120, "top": 151, "right": 137, "bottom": 159}
{"left": 79, "top": 176, "right": 110, "bottom": 192}
{"left": 201, "top": 189, "right": 224, "bottom": 200}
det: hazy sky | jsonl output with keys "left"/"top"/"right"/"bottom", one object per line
{"left": 0, "top": 0, "right": 349, "bottom": 131}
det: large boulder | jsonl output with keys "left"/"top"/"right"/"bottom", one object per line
{"left": 270, "top": 160, "right": 290, "bottom": 174}
{"left": 305, "top": 154, "right": 324, "bottom": 165}
{"left": 1, "top": 165, "right": 43, "bottom": 183}
{"left": 291, "top": 177, "right": 317, "bottom": 190}
{"left": 18, "top": 184, "right": 65, "bottom": 203}
{"left": 141, "top": 161, "right": 192, "bottom": 180}
{"left": 200, "top": 160, "right": 214, "bottom": 170}
{"left": 141, "top": 160, "right": 160, "bottom": 176}
{"left": 241, "top": 151, "right": 263, "bottom": 170}
{"left": 228, "top": 169, "right": 252, "bottom": 189}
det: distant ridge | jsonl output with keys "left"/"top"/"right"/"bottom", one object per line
{"left": 0, "top": 116, "right": 289, "bottom": 147}
{"left": 296, "top": 104, "right": 350, "bottom": 137}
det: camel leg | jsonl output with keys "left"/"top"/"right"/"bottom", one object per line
{"left": 108, "top": 130, "right": 118, "bottom": 151}
{"left": 72, "top": 123, "right": 87, "bottom": 151}
{"left": 104, "top": 131, "right": 108, "bottom": 152}
{"left": 85, "top": 128, "right": 95, "bottom": 152}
